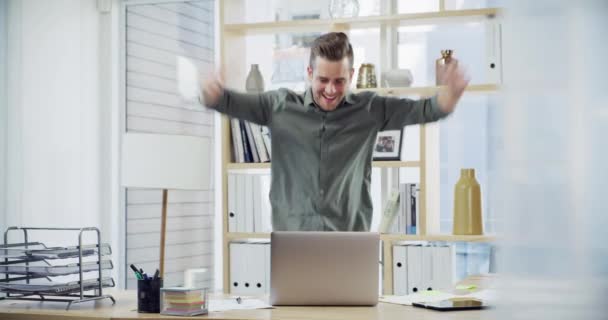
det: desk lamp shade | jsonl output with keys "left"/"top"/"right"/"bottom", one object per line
{"left": 121, "top": 133, "right": 209, "bottom": 278}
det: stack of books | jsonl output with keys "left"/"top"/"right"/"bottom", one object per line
{"left": 230, "top": 118, "right": 271, "bottom": 163}
{"left": 378, "top": 183, "right": 419, "bottom": 234}
{"left": 160, "top": 287, "right": 208, "bottom": 316}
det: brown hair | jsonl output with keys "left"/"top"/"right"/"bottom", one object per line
{"left": 309, "top": 32, "right": 354, "bottom": 69}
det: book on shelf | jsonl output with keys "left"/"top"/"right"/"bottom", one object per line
{"left": 244, "top": 121, "right": 260, "bottom": 163}
{"left": 240, "top": 120, "right": 253, "bottom": 163}
{"left": 261, "top": 126, "right": 272, "bottom": 158}
{"left": 405, "top": 183, "right": 419, "bottom": 235}
{"left": 380, "top": 183, "right": 419, "bottom": 234}
{"left": 400, "top": 183, "right": 419, "bottom": 235}
{"left": 378, "top": 189, "right": 400, "bottom": 233}
{"left": 230, "top": 118, "right": 244, "bottom": 163}
{"left": 250, "top": 122, "right": 270, "bottom": 162}
{"left": 230, "top": 120, "right": 271, "bottom": 163}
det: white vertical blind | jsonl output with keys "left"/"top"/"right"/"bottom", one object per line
{"left": 124, "top": 0, "right": 216, "bottom": 289}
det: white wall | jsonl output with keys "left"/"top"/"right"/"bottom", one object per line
{"left": 496, "top": 1, "right": 608, "bottom": 319}
{"left": 0, "top": 0, "right": 8, "bottom": 236}
{"left": 4, "top": 0, "right": 120, "bottom": 279}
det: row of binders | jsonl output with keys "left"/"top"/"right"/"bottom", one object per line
{"left": 228, "top": 175, "right": 419, "bottom": 235}
{"left": 231, "top": 118, "right": 271, "bottom": 163}
{"left": 379, "top": 183, "right": 420, "bottom": 234}
{"left": 392, "top": 243, "right": 455, "bottom": 295}
{"left": 229, "top": 240, "right": 270, "bottom": 294}
{"left": 228, "top": 172, "right": 272, "bottom": 233}
{"left": 229, "top": 241, "right": 455, "bottom": 295}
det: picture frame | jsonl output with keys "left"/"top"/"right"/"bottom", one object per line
{"left": 372, "top": 130, "right": 403, "bottom": 160}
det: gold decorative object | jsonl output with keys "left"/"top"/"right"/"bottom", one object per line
{"left": 435, "top": 49, "right": 458, "bottom": 85}
{"left": 453, "top": 168, "right": 483, "bottom": 235}
{"left": 356, "top": 63, "right": 377, "bottom": 89}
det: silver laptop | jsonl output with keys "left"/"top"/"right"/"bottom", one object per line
{"left": 270, "top": 231, "right": 379, "bottom": 306}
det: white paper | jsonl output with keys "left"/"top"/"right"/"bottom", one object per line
{"left": 208, "top": 297, "right": 273, "bottom": 312}
{"left": 176, "top": 56, "right": 199, "bottom": 101}
{"left": 380, "top": 289, "right": 496, "bottom": 306}
{"left": 380, "top": 291, "right": 457, "bottom": 306}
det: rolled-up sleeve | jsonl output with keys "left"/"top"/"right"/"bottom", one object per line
{"left": 371, "top": 95, "right": 450, "bottom": 131}
{"left": 209, "top": 89, "right": 282, "bottom": 126}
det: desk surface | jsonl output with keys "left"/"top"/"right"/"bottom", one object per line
{"left": 0, "top": 275, "right": 496, "bottom": 320}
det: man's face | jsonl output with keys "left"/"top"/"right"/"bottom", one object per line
{"left": 307, "top": 56, "right": 354, "bottom": 111}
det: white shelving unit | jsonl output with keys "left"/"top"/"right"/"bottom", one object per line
{"left": 219, "top": 1, "right": 501, "bottom": 294}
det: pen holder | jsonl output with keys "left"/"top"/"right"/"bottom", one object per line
{"left": 137, "top": 278, "right": 163, "bottom": 313}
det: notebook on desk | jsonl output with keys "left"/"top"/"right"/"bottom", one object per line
{"left": 270, "top": 231, "right": 379, "bottom": 306}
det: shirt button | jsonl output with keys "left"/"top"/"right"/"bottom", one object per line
{"left": 320, "top": 189, "right": 325, "bottom": 195}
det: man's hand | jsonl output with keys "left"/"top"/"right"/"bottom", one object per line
{"left": 437, "top": 62, "right": 470, "bottom": 114}
{"left": 199, "top": 71, "right": 224, "bottom": 108}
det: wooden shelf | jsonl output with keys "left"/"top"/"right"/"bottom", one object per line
{"left": 224, "top": 8, "right": 500, "bottom": 34}
{"left": 226, "top": 162, "right": 270, "bottom": 170}
{"left": 354, "top": 83, "right": 500, "bottom": 96}
{"left": 372, "top": 161, "right": 420, "bottom": 168}
{"left": 226, "top": 232, "right": 497, "bottom": 243}
{"left": 226, "top": 232, "right": 271, "bottom": 241}
{"left": 227, "top": 161, "right": 421, "bottom": 170}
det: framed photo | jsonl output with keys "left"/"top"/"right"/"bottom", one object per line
{"left": 373, "top": 130, "right": 403, "bottom": 160}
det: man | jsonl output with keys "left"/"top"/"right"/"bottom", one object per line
{"left": 201, "top": 32, "right": 468, "bottom": 231}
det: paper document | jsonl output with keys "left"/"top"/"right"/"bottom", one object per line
{"left": 380, "top": 289, "right": 497, "bottom": 306}
{"left": 380, "top": 291, "right": 457, "bottom": 306}
{"left": 209, "top": 296, "right": 273, "bottom": 312}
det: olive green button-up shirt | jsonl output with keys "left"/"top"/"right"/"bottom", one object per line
{"left": 214, "top": 88, "right": 449, "bottom": 231}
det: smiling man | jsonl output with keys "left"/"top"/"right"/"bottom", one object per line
{"left": 201, "top": 32, "right": 468, "bottom": 231}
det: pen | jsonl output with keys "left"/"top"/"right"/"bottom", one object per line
{"left": 130, "top": 264, "right": 139, "bottom": 274}
{"left": 130, "top": 264, "right": 143, "bottom": 280}
{"left": 153, "top": 269, "right": 160, "bottom": 280}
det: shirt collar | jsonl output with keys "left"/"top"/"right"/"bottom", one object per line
{"left": 304, "top": 87, "right": 358, "bottom": 109}
{"left": 344, "top": 90, "right": 357, "bottom": 105}
{"left": 304, "top": 87, "right": 316, "bottom": 107}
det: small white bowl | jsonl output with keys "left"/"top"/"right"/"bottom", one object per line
{"left": 382, "top": 69, "right": 413, "bottom": 88}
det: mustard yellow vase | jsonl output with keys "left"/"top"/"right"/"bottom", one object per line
{"left": 453, "top": 168, "right": 483, "bottom": 235}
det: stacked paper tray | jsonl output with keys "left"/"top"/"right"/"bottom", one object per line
{"left": 0, "top": 242, "right": 111, "bottom": 260}
{"left": 0, "top": 260, "right": 113, "bottom": 276}
{"left": 0, "top": 242, "right": 45, "bottom": 258}
{"left": 0, "top": 277, "right": 115, "bottom": 295}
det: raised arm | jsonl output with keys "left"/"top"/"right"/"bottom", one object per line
{"left": 200, "top": 72, "right": 277, "bottom": 126}
{"left": 372, "top": 62, "right": 469, "bottom": 130}
{"left": 372, "top": 95, "right": 448, "bottom": 131}
{"left": 436, "top": 62, "right": 469, "bottom": 114}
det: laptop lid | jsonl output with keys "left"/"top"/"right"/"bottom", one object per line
{"left": 270, "top": 231, "right": 379, "bottom": 306}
